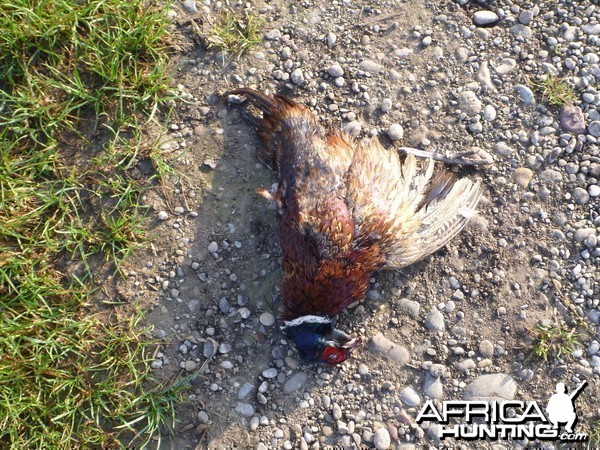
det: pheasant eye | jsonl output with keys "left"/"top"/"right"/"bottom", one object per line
{"left": 320, "top": 346, "right": 346, "bottom": 364}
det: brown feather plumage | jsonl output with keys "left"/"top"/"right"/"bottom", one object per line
{"left": 226, "top": 87, "right": 482, "bottom": 327}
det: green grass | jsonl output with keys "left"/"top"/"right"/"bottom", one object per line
{"left": 528, "top": 323, "right": 581, "bottom": 363}
{"left": 529, "top": 74, "right": 576, "bottom": 106}
{"left": 206, "top": 9, "right": 264, "bottom": 57}
{"left": 0, "top": 0, "right": 183, "bottom": 447}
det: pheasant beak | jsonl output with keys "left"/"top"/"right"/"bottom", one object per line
{"left": 342, "top": 336, "right": 362, "bottom": 350}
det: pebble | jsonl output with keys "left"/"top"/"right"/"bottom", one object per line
{"left": 158, "top": 211, "right": 169, "bottom": 220}
{"left": 455, "top": 358, "right": 476, "bottom": 372}
{"left": 181, "top": 0, "right": 197, "bottom": 13}
{"left": 400, "top": 387, "right": 421, "bottom": 407}
{"left": 259, "top": 312, "right": 276, "bottom": 327}
{"left": 235, "top": 402, "right": 255, "bottom": 417}
{"left": 473, "top": 10, "right": 499, "bottom": 27}
{"left": 514, "top": 168, "right": 534, "bottom": 188}
{"left": 249, "top": 416, "right": 260, "bottom": 431}
{"left": 464, "top": 374, "right": 517, "bottom": 401}
{"left": 560, "top": 105, "right": 586, "bottom": 134}
{"left": 479, "top": 340, "right": 494, "bottom": 358}
{"left": 493, "top": 58, "right": 517, "bottom": 75}
{"left": 197, "top": 411, "right": 209, "bottom": 423}
{"left": 589, "top": 121, "right": 600, "bottom": 137}
{"left": 539, "top": 169, "right": 562, "bottom": 183}
{"left": 387, "top": 124, "right": 404, "bottom": 141}
{"left": 208, "top": 241, "right": 219, "bottom": 253}
{"left": 482, "top": 104, "right": 497, "bottom": 121}
{"left": 369, "top": 333, "right": 410, "bottom": 366}
{"left": 262, "top": 368, "right": 278, "bottom": 379}
{"left": 572, "top": 187, "right": 590, "bottom": 205}
{"left": 425, "top": 308, "right": 445, "bottom": 332}
{"left": 398, "top": 298, "right": 420, "bottom": 317}
{"left": 589, "top": 185, "right": 600, "bottom": 197}
{"left": 343, "top": 121, "right": 362, "bottom": 137}
{"left": 373, "top": 428, "right": 391, "bottom": 450}
{"left": 328, "top": 63, "right": 344, "bottom": 78}
{"left": 515, "top": 85, "right": 535, "bottom": 105}
{"left": 283, "top": 372, "right": 308, "bottom": 395}
{"left": 238, "top": 383, "right": 255, "bottom": 400}
{"left": 265, "top": 29, "right": 281, "bottom": 40}
{"left": 359, "top": 59, "right": 383, "bottom": 73}
{"left": 326, "top": 32, "right": 337, "bottom": 47}
{"left": 423, "top": 373, "right": 443, "bottom": 399}
{"left": 291, "top": 68, "right": 304, "bottom": 85}
{"left": 458, "top": 90, "right": 482, "bottom": 116}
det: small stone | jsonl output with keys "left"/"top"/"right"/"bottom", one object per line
{"left": 400, "top": 387, "right": 421, "bottom": 407}
{"left": 359, "top": 59, "right": 383, "bottom": 73}
{"left": 326, "top": 32, "right": 337, "bottom": 47}
{"left": 328, "top": 63, "right": 344, "bottom": 78}
{"left": 218, "top": 297, "right": 230, "bottom": 313}
{"left": 249, "top": 416, "right": 260, "bottom": 431}
{"left": 473, "top": 10, "right": 499, "bottom": 27}
{"left": 380, "top": 98, "right": 393, "bottom": 113}
{"left": 493, "top": 58, "right": 517, "bottom": 75}
{"left": 540, "top": 169, "right": 562, "bottom": 183}
{"left": 369, "top": 333, "right": 410, "bottom": 366}
{"left": 458, "top": 90, "right": 482, "bottom": 116}
{"left": 184, "top": 360, "right": 197, "bottom": 372}
{"left": 235, "top": 402, "right": 255, "bottom": 417}
{"left": 589, "top": 185, "right": 600, "bottom": 197}
{"left": 425, "top": 308, "right": 445, "bottom": 332}
{"left": 482, "top": 104, "right": 497, "bottom": 121}
{"left": 283, "top": 372, "right": 308, "bottom": 395}
{"left": 479, "top": 340, "right": 494, "bottom": 358}
{"left": 151, "top": 359, "right": 163, "bottom": 369}
{"left": 398, "top": 298, "right": 420, "bottom": 318}
{"left": 291, "top": 68, "right": 304, "bottom": 85}
{"left": 387, "top": 124, "right": 404, "bottom": 141}
{"left": 518, "top": 10, "right": 534, "bottom": 25}
{"left": 259, "top": 312, "right": 276, "bottom": 327}
{"left": 463, "top": 374, "right": 517, "bottom": 401}
{"left": 423, "top": 373, "right": 443, "bottom": 399}
{"left": 515, "top": 85, "right": 535, "bottom": 105}
{"left": 208, "top": 241, "right": 219, "bottom": 253}
{"left": 262, "top": 368, "right": 278, "bottom": 379}
{"left": 158, "top": 211, "right": 169, "bottom": 220}
{"left": 560, "top": 105, "right": 586, "bottom": 134}
{"left": 589, "top": 121, "right": 600, "bottom": 137}
{"left": 573, "top": 187, "right": 590, "bottom": 205}
{"left": 198, "top": 411, "right": 209, "bottom": 423}
{"left": 238, "top": 383, "right": 255, "bottom": 400}
{"left": 332, "top": 403, "right": 342, "bottom": 420}
{"left": 373, "top": 427, "right": 391, "bottom": 450}
{"left": 343, "top": 121, "right": 362, "bottom": 137}
{"left": 574, "top": 228, "right": 596, "bottom": 243}
{"left": 514, "top": 168, "right": 534, "bottom": 188}
{"left": 455, "top": 358, "right": 476, "bottom": 372}
{"left": 265, "top": 29, "right": 281, "bottom": 40}
{"left": 181, "top": 0, "right": 197, "bottom": 13}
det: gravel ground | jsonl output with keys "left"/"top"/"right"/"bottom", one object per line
{"left": 117, "top": 0, "right": 599, "bottom": 448}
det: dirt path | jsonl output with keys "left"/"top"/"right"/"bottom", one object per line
{"left": 118, "top": 0, "right": 599, "bottom": 448}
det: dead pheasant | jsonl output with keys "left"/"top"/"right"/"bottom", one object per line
{"left": 225, "top": 88, "right": 483, "bottom": 365}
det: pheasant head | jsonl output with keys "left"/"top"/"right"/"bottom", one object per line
{"left": 280, "top": 315, "right": 362, "bottom": 365}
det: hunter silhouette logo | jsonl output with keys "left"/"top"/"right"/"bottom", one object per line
{"left": 417, "top": 380, "right": 589, "bottom": 442}
{"left": 546, "top": 381, "right": 586, "bottom": 433}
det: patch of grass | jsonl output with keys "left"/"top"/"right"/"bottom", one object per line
{"left": 529, "top": 74, "right": 576, "bottom": 106}
{"left": 528, "top": 323, "right": 581, "bottom": 363}
{"left": 207, "top": 9, "right": 264, "bottom": 57}
{"left": 0, "top": 0, "right": 183, "bottom": 448}
{"left": 586, "top": 417, "right": 600, "bottom": 447}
